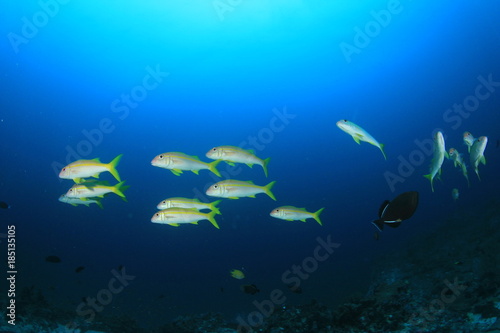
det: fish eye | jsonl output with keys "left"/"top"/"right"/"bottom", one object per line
{"left": 62, "top": 168, "right": 66, "bottom": 171}
{"left": 213, "top": 185, "right": 218, "bottom": 189}
{"left": 343, "top": 119, "right": 347, "bottom": 122}
{"left": 212, "top": 148, "right": 217, "bottom": 151}
{"left": 155, "top": 213, "right": 159, "bottom": 217}
{"left": 159, "top": 155, "right": 164, "bottom": 159}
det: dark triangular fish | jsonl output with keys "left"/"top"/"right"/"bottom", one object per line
{"left": 0, "top": 201, "right": 10, "bottom": 209}
{"left": 372, "top": 191, "right": 419, "bottom": 232}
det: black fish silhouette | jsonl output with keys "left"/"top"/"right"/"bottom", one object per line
{"left": 372, "top": 191, "right": 419, "bottom": 232}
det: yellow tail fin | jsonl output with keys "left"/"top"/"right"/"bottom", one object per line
{"left": 107, "top": 154, "right": 123, "bottom": 182}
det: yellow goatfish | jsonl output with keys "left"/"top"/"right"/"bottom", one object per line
{"left": 206, "top": 145, "right": 271, "bottom": 177}
{"left": 151, "top": 208, "right": 219, "bottom": 229}
{"left": 206, "top": 180, "right": 276, "bottom": 201}
{"left": 58, "top": 194, "right": 104, "bottom": 209}
{"left": 336, "top": 120, "right": 386, "bottom": 160}
{"left": 157, "top": 197, "right": 222, "bottom": 215}
{"left": 463, "top": 132, "right": 477, "bottom": 153}
{"left": 65, "top": 181, "right": 129, "bottom": 201}
{"left": 270, "top": 206, "right": 325, "bottom": 226}
{"left": 423, "top": 131, "right": 448, "bottom": 192}
{"left": 59, "top": 154, "right": 123, "bottom": 183}
{"left": 151, "top": 152, "right": 222, "bottom": 177}
{"left": 470, "top": 136, "right": 488, "bottom": 180}
{"left": 448, "top": 148, "right": 469, "bottom": 187}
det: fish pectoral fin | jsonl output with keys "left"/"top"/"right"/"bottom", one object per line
{"left": 285, "top": 219, "right": 295, "bottom": 221}
{"left": 480, "top": 156, "right": 486, "bottom": 165}
{"left": 300, "top": 219, "right": 307, "bottom": 222}
{"left": 228, "top": 197, "right": 240, "bottom": 200}
{"left": 92, "top": 173, "right": 100, "bottom": 178}
{"left": 248, "top": 195, "right": 256, "bottom": 198}
{"left": 168, "top": 223, "right": 180, "bottom": 227}
{"left": 191, "top": 170, "right": 200, "bottom": 175}
{"left": 70, "top": 203, "right": 78, "bottom": 207}
{"left": 171, "top": 169, "right": 183, "bottom": 176}
{"left": 226, "top": 162, "right": 236, "bottom": 166}
{"left": 190, "top": 222, "right": 199, "bottom": 225}
{"left": 74, "top": 178, "right": 83, "bottom": 183}
{"left": 245, "top": 163, "right": 254, "bottom": 168}
{"left": 352, "top": 135, "right": 362, "bottom": 144}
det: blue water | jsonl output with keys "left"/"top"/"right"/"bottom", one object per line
{"left": 1, "top": 0, "right": 500, "bottom": 330}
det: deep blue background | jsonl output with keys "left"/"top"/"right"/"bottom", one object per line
{"left": 1, "top": 0, "right": 499, "bottom": 328}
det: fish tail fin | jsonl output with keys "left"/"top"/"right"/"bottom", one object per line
{"left": 423, "top": 174, "right": 434, "bottom": 192}
{"left": 207, "top": 211, "right": 220, "bottom": 229}
{"left": 313, "top": 208, "right": 325, "bottom": 226}
{"left": 210, "top": 200, "right": 222, "bottom": 215}
{"left": 379, "top": 143, "right": 387, "bottom": 160}
{"left": 108, "top": 154, "right": 123, "bottom": 182}
{"left": 113, "top": 181, "right": 129, "bottom": 201}
{"left": 371, "top": 219, "right": 384, "bottom": 232}
{"left": 209, "top": 160, "right": 222, "bottom": 177}
{"left": 262, "top": 157, "right": 271, "bottom": 177}
{"left": 264, "top": 181, "right": 277, "bottom": 201}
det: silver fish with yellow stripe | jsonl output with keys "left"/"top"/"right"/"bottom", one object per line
{"left": 151, "top": 152, "right": 222, "bottom": 177}
{"left": 470, "top": 136, "right": 488, "bottom": 180}
{"left": 206, "top": 145, "right": 271, "bottom": 177}
{"left": 206, "top": 179, "right": 276, "bottom": 201}
{"left": 59, "top": 154, "right": 123, "bottom": 183}
{"left": 65, "top": 181, "right": 129, "bottom": 201}
{"left": 270, "top": 206, "right": 325, "bottom": 226}
{"left": 336, "top": 119, "right": 387, "bottom": 160}
{"left": 58, "top": 194, "right": 104, "bottom": 209}
{"left": 151, "top": 208, "right": 219, "bottom": 229}
{"left": 157, "top": 197, "right": 222, "bottom": 214}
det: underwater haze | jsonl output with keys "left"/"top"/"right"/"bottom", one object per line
{"left": 1, "top": 1, "right": 500, "bottom": 332}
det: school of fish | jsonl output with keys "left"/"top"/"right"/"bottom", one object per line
{"left": 57, "top": 123, "right": 490, "bottom": 226}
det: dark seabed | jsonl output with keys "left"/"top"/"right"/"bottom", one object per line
{"left": 1, "top": 1, "right": 500, "bottom": 332}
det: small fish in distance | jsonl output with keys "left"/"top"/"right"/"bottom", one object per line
{"left": 45, "top": 255, "right": 61, "bottom": 263}
{"left": 0, "top": 201, "right": 10, "bottom": 209}
{"left": 230, "top": 269, "right": 245, "bottom": 280}
{"left": 372, "top": 191, "right": 419, "bottom": 232}
{"left": 241, "top": 284, "right": 260, "bottom": 295}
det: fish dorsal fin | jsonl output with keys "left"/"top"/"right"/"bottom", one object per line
{"left": 247, "top": 180, "right": 255, "bottom": 184}
{"left": 192, "top": 155, "right": 200, "bottom": 160}
{"left": 246, "top": 149, "right": 255, "bottom": 154}
{"left": 92, "top": 158, "right": 101, "bottom": 163}
{"left": 378, "top": 200, "right": 390, "bottom": 218}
